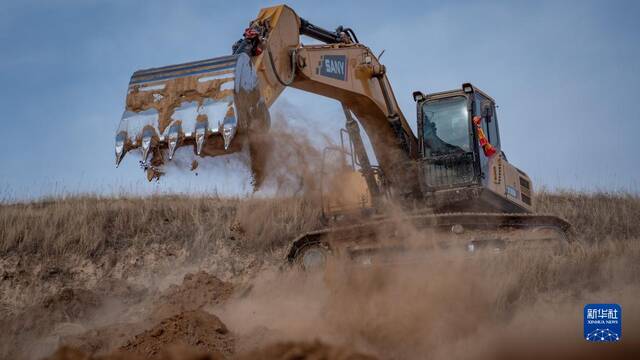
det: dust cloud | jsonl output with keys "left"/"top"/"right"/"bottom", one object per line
{"left": 220, "top": 241, "right": 640, "bottom": 359}
{"left": 249, "top": 110, "right": 328, "bottom": 196}
{"left": 138, "top": 103, "right": 339, "bottom": 198}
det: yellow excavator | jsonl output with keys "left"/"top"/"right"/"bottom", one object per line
{"left": 115, "top": 5, "right": 570, "bottom": 269}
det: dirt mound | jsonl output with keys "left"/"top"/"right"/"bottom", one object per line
{"left": 152, "top": 271, "right": 233, "bottom": 320}
{"left": 57, "top": 272, "right": 234, "bottom": 357}
{"left": 235, "top": 341, "right": 378, "bottom": 360}
{"left": 120, "top": 310, "right": 233, "bottom": 359}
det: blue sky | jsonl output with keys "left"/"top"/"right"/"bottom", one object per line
{"left": 1, "top": 0, "right": 639, "bottom": 200}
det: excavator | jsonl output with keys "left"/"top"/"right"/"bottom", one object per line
{"left": 115, "top": 5, "right": 570, "bottom": 269}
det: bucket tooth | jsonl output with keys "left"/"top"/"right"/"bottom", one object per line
{"left": 115, "top": 131, "right": 127, "bottom": 167}
{"left": 167, "top": 123, "right": 181, "bottom": 160}
{"left": 222, "top": 126, "right": 236, "bottom": 150}
{"left": 222, "top": 106, "right": 237, "bottom": 150}
{"left": 195, "top": 121, "right": 208, "bottom": 156}
{"left": 141, "top": 128, "right": 154, "bottom": 161}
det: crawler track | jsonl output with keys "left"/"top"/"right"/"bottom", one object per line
{"left": 286, "top": 212, "right": 571, "bottom": 267}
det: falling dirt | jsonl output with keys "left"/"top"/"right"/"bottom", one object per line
{"left": 248, "top": 106, "right": 335, "bottom": 195}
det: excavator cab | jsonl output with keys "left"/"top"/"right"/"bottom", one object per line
{"left": 414, "top": 83, "right": 533, "bottom": 213}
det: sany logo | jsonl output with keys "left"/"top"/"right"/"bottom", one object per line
{"left": 324, "top": 58, "right": 344, "bottom": 75}
{"left": 317, "top": 55, "right": 347, "bottom": 81}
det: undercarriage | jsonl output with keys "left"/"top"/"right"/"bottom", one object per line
{"left": 287, "top": 212, "right": 571, "bottom": 270}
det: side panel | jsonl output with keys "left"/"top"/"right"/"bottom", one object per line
{"left": 486, "top": 153, "right": 534, "bottom": 212}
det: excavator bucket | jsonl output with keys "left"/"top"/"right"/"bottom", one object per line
{"left": 115, "top": 52, "right": 270, "bottom": 174}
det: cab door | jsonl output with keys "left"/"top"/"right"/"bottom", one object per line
{"left": 418, "top": 94, "right": 478, "bottom": 192}
{"left": 474, "top": 93, "right": 501, "bottom": 187}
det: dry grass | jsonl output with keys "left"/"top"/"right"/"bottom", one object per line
{"left": 0, "top": 190, "right": 639, "bottom": 261}
{"left": 535, "top": 190, "right": 640, "bottom": 242}
{"left": 0, "top": 195, "right": 322, "bottom": 260}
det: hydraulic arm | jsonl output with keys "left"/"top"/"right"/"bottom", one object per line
{"left": 115, "top": 5, "right": 418, "bottom": 193}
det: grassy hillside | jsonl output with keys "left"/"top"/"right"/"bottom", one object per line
{"left": 1, "top": 191, "right": 639, "bottom": 261}
{"left": 0, "top": 196, "right": 321, "bottom": 260}
{"left": 1, "top": 191, "right": 639, "bottom": 359}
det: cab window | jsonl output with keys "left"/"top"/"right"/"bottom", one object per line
{"left": 422, "top": 96, "right": 470, "bottom": 157}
